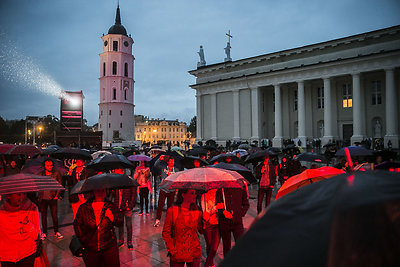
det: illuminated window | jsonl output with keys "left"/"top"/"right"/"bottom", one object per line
{"left": 371, "top": 80, "right": 382, "bottom": 105}
{"left": 124, "top": 63, "right": 128, "bottom": 77}
{"left": 294, "top": 90, "right": 298, "bottom": 111}
{"left": 317, "top": 87, "right": 324, "bottom": 109}
{"left": 103, "top": 62, "right": 106, "bottom": 76}
{"left": 113, "top": 41, "right": 118, "bottom": 51}
{"left": 112, "top": 62, "right": 117, "bottom": 75}
{"left": 112, "top": 89, "right": 116, "bottom": 100}
{"left": 342, "top": 84, "right": 352, "bottom": 108}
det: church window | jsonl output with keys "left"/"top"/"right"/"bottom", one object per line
{"left": 371, "top": 80, "right": 382, "bottom": 105}
{"left": 112, "top": 62, "right": 117, "bottom": 75}
{"left": 109, "top": 110, "right": 112, "bottom": 115}
{"left": 317, "top": 87, "right": 324, "bottom": 109}
{"left": 124, "top": 63, "right": 128, "bottom": 77}
{"left": 294, "top": 90, "right": 298, "bottom": 111}
{"left": 120, "top": 110, "right": 123, "bottom": 116}
{"left": 101, "top": 110, "right": 103, "bottom": 116}
{"left": 342, "top": 84, "right": 352, "bottom": 108}
{"left": 112, "top": 88, "right": 116, "bottom": 100}
{"left": 113, "top": 130, "right": 119, "bottom": 139}
{"left": 103, "top": 63, "right": 106, "bottom": 76}
{"left": 109, "top": 123, "right": 111, "bottom": 128}
{"left": 113, "top": 41, "right": 118, "bottom": 51}
{"left": 120, "top": 123, "right": 122, "bottom": 128}
{"left": 124, "top": 89, "right": 127, "bottom": 100}
{"left": 100, "top": 124, "right": 102, "bottom": 129}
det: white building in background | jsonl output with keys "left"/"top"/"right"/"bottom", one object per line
{"left": 98, "top": 5, "right": 135, "bottom": 147}
{"left": 190, "top": 25, "right": 400, "bottom": 149}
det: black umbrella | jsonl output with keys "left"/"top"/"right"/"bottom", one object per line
{"left": 220, "top": 171, "right": 400, "bottom": 267}
{"left": 70, "top": 173, "right": 139, "bottom": 194}
{"left": 51, "top": 148, "right": 92, "bottom": 160}
{"left": 211, "top": 162, "right": 257, "bottom": 184}
{"left": 294, "top": 152, "right": 329, "bottom": 164}
{"left": 374, "top": 161, "right": 400, "bottom": 170}
{"left": 335, "top": 146, "right": 373, "bottom": 157}
{"left": 0, "top": 173, "right": 65, "bottom": 195}
{"left": 209, "top": 153, "right": 244, "bottom": 165}
{"left": 150, "top": 151, "right": 183, "bottom": 176}
{"left": 181, "top": 156, "right": 209, "bottom": 169}
{"left": 86, "top": 154, "right": 134, "bottom": 172}
{"left": 244, "top": 150, "right": 275, "bottom": 164}
{"left": 186, "top": 147, "right": 208, "bottom": 156}
{"left": 21, "top": 157, "right": 67, "bottom": 175}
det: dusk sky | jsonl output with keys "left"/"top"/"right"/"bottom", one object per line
{"left": 1, "top": 0, "right": 399, "bottom": 125}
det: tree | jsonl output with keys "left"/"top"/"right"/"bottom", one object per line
{"left": 188, "top": 116, "right": 196, "bottom": 137}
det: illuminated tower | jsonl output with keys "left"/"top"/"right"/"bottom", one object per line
{"left": 98, "top": 5, "right": 135, "bottom": 145}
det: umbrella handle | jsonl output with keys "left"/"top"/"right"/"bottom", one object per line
{"left": 222, "top": 188, "right": 227, "bottom": 210}
{"left": 344, "top": 147, "right": 353, "bottom": 170}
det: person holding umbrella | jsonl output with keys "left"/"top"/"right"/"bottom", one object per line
{"left": 162, "top": 189, "right": 203, "bottom": 267}
{"left": 134, "top": 161, "right": 152, "bottom": 216}
{"left": 256, "top": 156, "right": 277, "bottom": 214}
{"left": 0, "top": 193, "right": 40, "bottom": 267}
{"left": 38, "top": 158, "right": 63, "bottom": 240}
{"left": 74, "top": 188, "right": 122, "bottom": 267}
{"left": 68, "top": 159, "right": 90, "bottom": 217}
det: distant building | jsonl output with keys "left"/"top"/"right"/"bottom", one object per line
{"left": 135, "top": 115, "right": 189, "bottom": 147}
{"left": 190, "top": 25, "right": 400, "bottom": 149}
{"left": 98, "top": 5, "right": 135, "bottom": 147}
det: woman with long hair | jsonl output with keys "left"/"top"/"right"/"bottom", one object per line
{"left": 133, "top": 161, "right": 152, "bottom": 215}
{"left": 162, "top": 189, "right": 203, "bottom": 267}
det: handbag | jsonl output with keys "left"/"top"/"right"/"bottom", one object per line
{"left": 69, "top": 235, "right": 84, "bottom": 257}
{"left": 35, "top": 236, "right": 43, "bottom": 258}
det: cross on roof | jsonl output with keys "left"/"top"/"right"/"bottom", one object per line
{"left": 226, "top": 30, "right": 233, "bottom": 43}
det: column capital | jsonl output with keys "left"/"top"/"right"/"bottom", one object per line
{"left": 351, "top": 72, "right": 361, "bottom": 77}
{"left": 322, "top": 76, "right": 331, "bottom": 81}
{"left": 273, "top": 83, "right": 281, "bottom": 89}
{"left": 296, "top": 80, "right": 305, "bottom": 84}
{"left": 385, "top": 68, "right": 395, "bottom": 73}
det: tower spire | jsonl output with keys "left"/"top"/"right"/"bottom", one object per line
{"left": 115, "top": 3, "right": 121, "bottom": 25}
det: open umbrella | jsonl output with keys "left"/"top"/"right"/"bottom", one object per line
{"left": 70, "top": 173, "right": 139, "bottom": 195}
{"left": 244, "top": 150, "right": 275, "bottom": 164}
{"left": 91, "top": 150, "right": 112, "bottom": 160}
{"left": 127, "top": 154, "right": 152, "bottom": 162}
{"left": 238, "top": 143, "right": 251, "bottom": 150}
{"left": 21, "top": 157, "right": 68, "bottom": 175}
{"left": 6, "top": 145, "right": 41, "bottom": 157}
{"left": 220, "top": 171, "right": 400, "bottom": 267}
{"left": 374, "top": 161, "right": 400, "bottom": 170}
{"left": 275, "top": 166, "right": 345, "bottom": 199}
{"left": 335, "top": 146, "right": 373, "bottom": 157}
{"left": 294, "top": 152, "right": 329, "bottom": 164}
{"left": 232, "top": 149, "right": 249, "bottom": 158}
{"left": 86, "top": 154, "right": 134, "bottom": 172}
{"left": 211, "top": 162, "right": 257, "bottom": 184}
{"left": 51, "top": 148, "right": 92, "bottom": 160}
{"left": 0, "top": 144, "right": 15, "bottom": 154}
{"left": 186, "top": 147, "right": 208, "bottom": 156}
{"left": 171, "top": 146, "right": 184, "bottom": 152}
{"left": 0, "top": 173, "right": 65, "bottom": 195}
{"left": 159, "top": 167, "right": 247, "bottom": 191}
{"left": 181, "top": 156, "right": 209, "bottom": 169}
{"left": 209, "top": 153, "right": 244, "bottom": 165}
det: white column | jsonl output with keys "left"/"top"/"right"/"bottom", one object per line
{"left": 384, "top": 68, "right": 399, "bottom": 148}
{"left": 233, "top": 89, "right": 240, "bottom": 140}
{"left": 351, "top": 73, "right": 365, "bottom": 144}
{"left": 322, "top": 77, "right": 334, "bottom": 145}
{"left": 211, "top": 93, "right": 217, "bottom": 140}
{"left": 273, "top": 84, "right": 283, "bottom": 147}
{"left": 297, "top": 81, "right": 306, "bottom": 148}
{"left": 195, "top": 92, "right": 202, "bottom": 142}
{"left": 251, "top": 87, "right": 259, "bottom": 141}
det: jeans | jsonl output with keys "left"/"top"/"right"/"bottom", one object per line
{"left": 118, "top": 209, "right": 133, "bottom": 243}
{"left": 203, "top": 224, "right": 220, "bottom": 267}
{"left": 170, "top": 257, "right": 200, "bottom": 267}
{"left": 139, "top": 187, "right": 149, "bottom": 213}
{"left": 219, "top": 220, "right": 244, "bottom": 256}
{"left": 83, "top": 243, "right": 120, "bottom": 267}
{"left": 257, "top": 187, "right": 273, "bottom": 214}
{"left": 39, "top": 199, "right": 58, "bottom": 234}
{"left": 156, "top": 190, "right": 175, "bottom": 220}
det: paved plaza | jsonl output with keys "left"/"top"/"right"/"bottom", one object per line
{"left": 42, "top": 186, "right": 261, "bottom": 267}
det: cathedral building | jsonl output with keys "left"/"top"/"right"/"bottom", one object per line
{"left": 98, "top": 5, "right": 135, "bottom": 147}
{"left": 190, "top": 25, "right": 400, "bottom": 149}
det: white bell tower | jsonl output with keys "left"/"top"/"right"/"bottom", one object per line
{"left": 98, "top": 4, "right": 135, "bottom": 146}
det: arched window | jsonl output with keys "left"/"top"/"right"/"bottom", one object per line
{"left": 103, "top": 62, "right": 106, "bottom": 76}
{"left": 120, "top": 110, "right": 123, "bottom": 116}
{"left": 124, "top": 89, "right": 127, "bottom": 100}
{"left": 112, "top": 88, "right": 116, "bottom": 100}
{"left": 112, "top": 61, "right": 117, "bottom": 75}
{"left": 124, "top": 63, "right": 128, "bottom": 77}
{"left": 113, "top": 41, "right": 118, "bottom": 51}
{"left": 120, "top": 123, "right": 123, "bottom": 128}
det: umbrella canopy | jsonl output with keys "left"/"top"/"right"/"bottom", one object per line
{"left": 159, "top": 167, "right": 247, "bottom": 191}
{"left": 70, "top": 173, "right": 139, "bottom": 195}
{"left": 211, "top": 162, "right": 257, "bottom": 184}
{"left": 86, "top": 154, "right": 134, "bottom": 172}
{"left": 122, "top": 148, "right": 140, "bottom": 157}
{"left": 6, "top": 145, "right": 41, "bottom": 157}
{"left": 374, "top": 161, "right": 400, "bottom": 170}
{"left": 91, "top": 150, "right": 112, "bottom": 160}
{"left": 51, "top": 148, "right": 92, "bottom": 160}
{"left": 220, "top": 171, "right": 400, "bottom": 267}
{"left": 181, "top": 156, "right": 209, "bottom": 169}
{"left": 0, "top": 144, "right": 16, "bottom": 154}
{"left": 148, "top": 148, "right": 166, "bottom": 154}
{"left": 112, "top": 146, "right": 125, "bottom": 153}
{"left": 275, "top": 166, "right": 345, "bottom": 199}
{"left": 127, "top": 154, "right": 152, "bottom": 162}
{"left": 244, "top": 150, "right": 275, "bottom": 164}
{"left": 238, "top": 143, "right": 251, "bottom": 150}
{"left": 209, "top": 153, "right": 244, "bottom": 165}
{"left": 294, "top": 152, "right": 329, "bottom": 163}
{"left": 186, "top": 147, "right": 208, "bottom": 156}
{"left": 171, "top": 146, "right": 184, "bottom": 152}
{"left": 335, "top": 146, "right": 373, "bottom": 157}
{"left": 21, "top": 157, "right": 67, "bottom": 175}
{"left": 0, "top": 173, "right": 65, "bottom": 195}
{"left": 232, "top": 149, "right": 249, "bottom": 158}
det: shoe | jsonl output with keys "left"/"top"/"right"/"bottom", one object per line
{"left": 118, "top": 241, "right": 124, "bottom": 248}
{"left": 127, "top": 243, "right": 133, "bottom": 250}
{"left": 54, "top": 232, "right": 63, "bottom": 239}
{"left": 138, "top": 212, "right": 143, "bottom": 216}
{"left": 40, "top": 233, "right": 47, "bottom": 240}
{"left": 153, "top": 219, "right": 160, "bottom": 227}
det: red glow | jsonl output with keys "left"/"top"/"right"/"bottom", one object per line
{"left": 347, "top": 175, "right": 354, "bottom": 186}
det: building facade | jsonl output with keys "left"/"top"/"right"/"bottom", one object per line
{"left": 98, "top": 5, "right": 135, "bottom": 146}
{"left": 135, "top": 115, "right": 189, "bottom": 147}
{"left": 190, "top": 25, "right": 400, "bottom": 149}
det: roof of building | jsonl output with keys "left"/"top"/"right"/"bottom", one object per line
{"left": 108, "top": 5, "right": 127, "bottom": 36}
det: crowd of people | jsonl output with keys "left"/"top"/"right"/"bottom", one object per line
{"left": 0, "top": 142, "right": 397, "bottom": 267}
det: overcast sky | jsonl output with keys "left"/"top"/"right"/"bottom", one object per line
{"left": 1, "top": 0, "right": 399, "bottom": 125}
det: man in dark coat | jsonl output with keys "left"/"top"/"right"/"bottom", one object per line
{"left": 215, "top": 187, "right": 249, "bottom": 256}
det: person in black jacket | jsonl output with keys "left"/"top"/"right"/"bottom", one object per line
{"left": 215, "top": 187, "right": 249, "bottom": 256}
{"left": 255, "top": 157, "right": 277, "bottom": 214}
{"left": 74, "top": 189, "right": 122, "bottom": 267}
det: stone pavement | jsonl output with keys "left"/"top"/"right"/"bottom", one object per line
{"left": 42, "top": 185, "right": 264, "bottom": 267}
